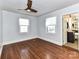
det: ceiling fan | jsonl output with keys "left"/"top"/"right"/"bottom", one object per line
{"left": 19, "top": 0, "right": 37, "bottom": 13}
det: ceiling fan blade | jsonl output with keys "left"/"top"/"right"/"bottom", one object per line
{"left": 30, "top": 9, "right": 37, "bottom": 13}
{"left": 27, "top": 0, "right": 32, "bottom": 9}
{"left": 18, "top": 0, "right": 38, "bottom": 13}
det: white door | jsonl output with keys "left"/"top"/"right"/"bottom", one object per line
{"left": 63, "top": 16, "right": 67, "bottom": 45}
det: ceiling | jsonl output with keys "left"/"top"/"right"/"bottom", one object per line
{"left": 2, "top": 0, "right": 79, "bottom": 16}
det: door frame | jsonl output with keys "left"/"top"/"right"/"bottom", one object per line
{"left": 62, "top": 12, "right": 79, "bottom": 50}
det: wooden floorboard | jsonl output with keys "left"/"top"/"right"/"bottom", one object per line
{"left": 1, "top": 38, "right": 79, "bottom": 59}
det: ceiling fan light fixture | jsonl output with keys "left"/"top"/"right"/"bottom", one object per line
{"left": 27, "top": 9, "right": 31, "bottom": 12}
{"left": 18, "top": 0, "right": 37, "bottom": 13}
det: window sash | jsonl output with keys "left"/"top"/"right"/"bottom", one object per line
{"left": 19, "top": 18, "right": 29, "bottom": 25}
{"left": 46, "top": 16, "right": 57, "bottom": 33}
{"left": 46, "top": 17, "right": 56, "bottom": 26}
{"left": 46, "top": 25, "right": 56, "bottom": 33}
{"left": 20, "top": 25, "right": 29, "bottom": 33}
{"left": 19, "top": 18, "right": 29, "bottom": 33}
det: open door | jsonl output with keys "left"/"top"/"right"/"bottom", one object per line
{"left": 63, "top": 13, "right": 79, "bottom": 50}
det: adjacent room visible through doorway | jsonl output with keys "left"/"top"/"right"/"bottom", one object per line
{"left": 63, "top": 13, "right": 79, "bottom": 50}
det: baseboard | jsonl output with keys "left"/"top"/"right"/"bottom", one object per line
{"left": 2, "top": 36, "right": 62, "bottom": 46}
{"left": 38, "top": 36, "right": 63, "bottom": 46}
{"left": 2, "top": 36, "right": 38, "bottom": 45}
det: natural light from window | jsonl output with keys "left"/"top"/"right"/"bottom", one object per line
{"left": 19, "top": 18, "right": 29, "bottom": 33}
{"left": 46, "top": 17, "right": 56, "bottom": 33}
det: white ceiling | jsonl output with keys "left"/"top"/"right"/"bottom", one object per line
{"left": 2, "top": 0, "right": 79, "bottom": 16}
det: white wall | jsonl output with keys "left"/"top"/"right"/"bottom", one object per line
{"left": 0, "top": 0, "right": 2, "bottom": 9}
{"left": 38, "top": 3, "right": 79, "bottom": 46}
{"left": 2, "top": 11, "right": 38, "bottom": 45}
{"left": 0, "top": 10, "right": 3, "bottom": 55}
{"left": 0, "top": 10, "right": 2, "bottom": 45}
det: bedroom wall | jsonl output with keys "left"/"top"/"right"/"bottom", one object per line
{"left": 0, "top": 0, "right": 2, "bottom": 8}
{"left": 38, "top": 3, "right": 79, "bottom": 45}
{"left": 0, "top": 10, "right": 2, "bottom": 45}
{"left": 2, "top": 11, "right": 38, "bottom": 45}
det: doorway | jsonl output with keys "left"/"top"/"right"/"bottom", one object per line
{"left": 63, "top": 13, "right": 79, "bottom": 50}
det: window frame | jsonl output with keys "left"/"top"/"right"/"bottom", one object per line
{"left": 19, "top": 18, "right": 29, "bottom": 33}
{"left": 45, "top": 16, "right": 57, "bottom": 34}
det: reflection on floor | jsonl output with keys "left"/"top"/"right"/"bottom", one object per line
{"left": 65, "top": 40, "right": 78, "bottom": 50}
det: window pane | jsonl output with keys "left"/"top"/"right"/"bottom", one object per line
{"left": 46, "top": 17, "right": 56, "bottom": 33}
{"left": 46, "top": 17, "right": 56, "bottom": 26}
{"left": 47, "top": 26, "right": 55, "bottom": 33}
{"left": 19, "top": 18, "right": 29, "bottom": 25}
{"left": 20, "top": 26, "right": 28, "bottom": 32}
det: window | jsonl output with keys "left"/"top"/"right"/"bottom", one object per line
{"left": 19, "top": 18, "right": 29, "bottom": 33}
{"left": 46, "top": 17, "right": 56, "bottom": 33}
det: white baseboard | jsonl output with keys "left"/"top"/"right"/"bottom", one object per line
{"left": 2, "top": 36, "right": 38, "bottom": 45}
{"left": 3, "top": 36, "right": 62, "bottom": 46}
{"left": 38, "top": 36, "right": 63, "bottom": 46}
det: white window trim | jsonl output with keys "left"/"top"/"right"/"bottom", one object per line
{"left": 46, "top": 16, "right": 57, "bottom": 34}
{"left": 19, "top": 18, "right": 29, "bottom": 33}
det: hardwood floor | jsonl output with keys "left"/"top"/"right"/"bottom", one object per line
{"left": 1, "top": 38, "right": 79, "bottom": 59}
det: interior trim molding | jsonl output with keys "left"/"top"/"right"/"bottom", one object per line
{"left": 2, "top": 36, "right": 62, "bottom": 46}
{"left": 38, "top": 36, "right": 63, "bottom": 46}
{"left": 2, "top": 36, "right": 38, "bottom": 45}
